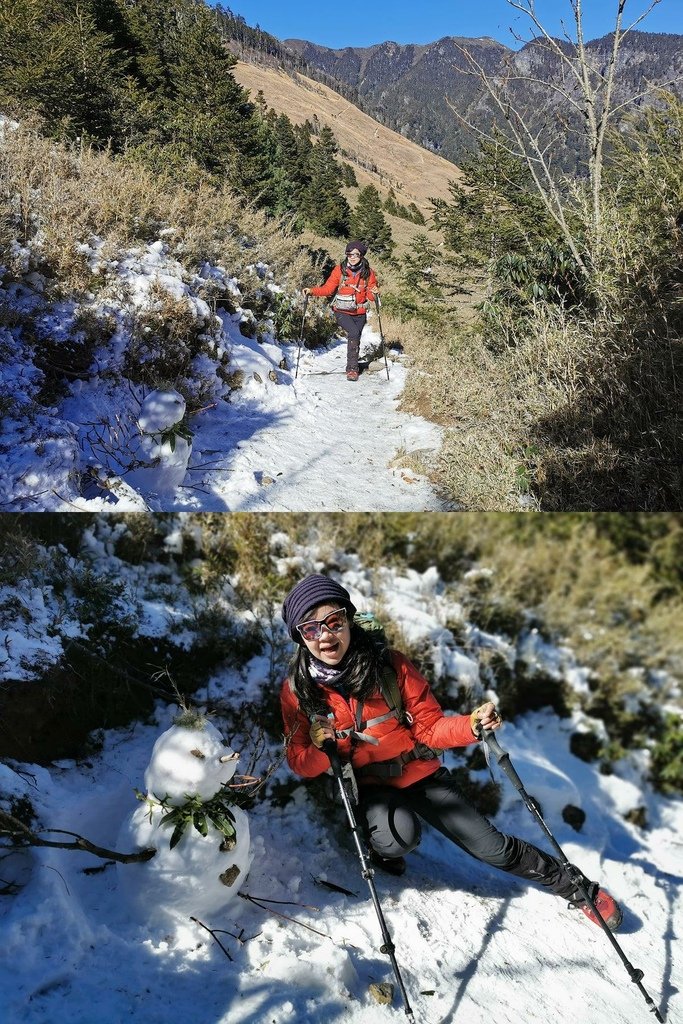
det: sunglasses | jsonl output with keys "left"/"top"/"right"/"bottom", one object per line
{"left": 296, "top": 607, "right": 348, "bottom": 641}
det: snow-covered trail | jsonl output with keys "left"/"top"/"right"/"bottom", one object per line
{"left": 172, "top": 323, "right": 452, "bottom": 512}
{"left": 2, "top": 234, "right": 454, "bottom": 511}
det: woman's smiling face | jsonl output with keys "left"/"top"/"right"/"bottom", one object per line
{"left": 298, "top": 603, "right": 351, "bottom": 666}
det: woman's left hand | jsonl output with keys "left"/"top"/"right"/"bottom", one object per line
{"left": 471, "top": 702, "right": 502, "bottom": 733}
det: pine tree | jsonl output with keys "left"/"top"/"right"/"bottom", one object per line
{"left": 350, "top": 184, "right": 394, "bottom": 258}
{"left": 164, "top": 1, "right": 276, "bottom": 200}
{"left": 340, "top": 162, "right": 358, "bottom": 187}
{"left": 431, "top": 134, "right": 554, "bottom": 267}
{"left": 398, "top": 233, "right": 463, "bottom": 306}
{"left": 384, "top": 189, "right": 399, "bottom": 216}
{"left": 114, "top": 0, "right": 179, "bottom": 101}
{"left": 0, "top": 0, "right": 130, "bottom": 143}
{"left": 304, "top": 126, "right": 350, "bottom": 236}
{"left": 272, "top": 114, "right": 310, "bottom": 218}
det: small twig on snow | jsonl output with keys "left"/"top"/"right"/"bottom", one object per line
{"left": 190, "top": 916, "right": 234, "bottom": 961}
{"left": 238, "top": 892, "right": 330, "bottom": 939}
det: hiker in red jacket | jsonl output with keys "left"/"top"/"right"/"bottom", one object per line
{"left": 279, "top": 573, "right": 623, "bottom": 931}
{"left": 303, "top": 240, "right": 379, "bottom": 382}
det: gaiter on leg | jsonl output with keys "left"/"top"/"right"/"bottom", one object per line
{"left": 504, "top": 838, "right": 587, "bottom": 898}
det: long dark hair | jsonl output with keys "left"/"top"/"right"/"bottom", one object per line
{"left": 288, "top": 623, "right": 386, "bottom": 719}
{"left": 342, "top": 256, "right": 371, "bottom": 281}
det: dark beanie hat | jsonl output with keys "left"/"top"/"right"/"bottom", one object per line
{"left": 345, "top": 239, "right": 368, "bottom": 256}
{"left": 282, "top": 574, "right": 357, "bottom": 643}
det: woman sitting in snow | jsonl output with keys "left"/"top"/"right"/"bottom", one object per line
{"left": 280, "top": 573, "right": 622, "bottom": 931}
{"left": 302, "top": 240, "right": 378, "bottom": 382}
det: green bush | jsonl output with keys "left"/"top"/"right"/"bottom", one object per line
{"left": 649, "top": 713, "right": 683, "bottom": 795}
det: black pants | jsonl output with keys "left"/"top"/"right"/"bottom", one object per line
{"left": 334, "top": 311, "right": 366, "bottom": 372}
{"left": 359, "top": 768, "right": 582, "bottom": 899}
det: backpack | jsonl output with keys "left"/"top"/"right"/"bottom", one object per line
{"left": 353, "top": 611, "right": 442, "bottom": 763}
{"left": 332, "top": 264, "right": 370, "bottom": 313}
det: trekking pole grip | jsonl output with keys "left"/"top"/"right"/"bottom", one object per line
{"left": 321, "top": 737, "right": 341, "bottom": 772}
{"left": 480, "top": 727, "right": 525, "bottom": 792}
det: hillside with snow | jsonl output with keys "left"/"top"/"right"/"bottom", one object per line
{"left": 1, "top": 519, "right": 680, "bottom": 1024}
{"left": 1, "top": 230, "right": 447, "bottom": 514}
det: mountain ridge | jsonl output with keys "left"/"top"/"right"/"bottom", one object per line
{"left": 276, "top": 29, "right": 683, "bottom": 166}
{"left": 232, "top": 61, "right": 461, "bottom": 216}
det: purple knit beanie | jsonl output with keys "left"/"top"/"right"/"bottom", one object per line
{"left": 282, "top": 574, "right": 357, "bottom": 643}
{"left": 345, "top": 239, "right": 368, "bottom": 256}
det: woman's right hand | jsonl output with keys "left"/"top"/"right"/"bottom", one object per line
{"left": 310, "top": 715, "right": 335, "bottom": 749}
{"left": 302, "top": 287, "right": 311, "bottom": 297}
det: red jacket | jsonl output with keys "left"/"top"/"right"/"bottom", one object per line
{"left": 309, "top": 264, "right": 378, "bottom": 315}
{"left": 280, "top": 651, "right": 478, "bottom": 789}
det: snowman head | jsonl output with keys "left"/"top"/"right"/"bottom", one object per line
{"left": 144, "top": 716, "right": 239, "bottom": 804}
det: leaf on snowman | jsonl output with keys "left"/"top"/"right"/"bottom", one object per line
{"left": 169, "top": 820, "right": 187, "bottom": 849}
{"left": 193, "top": 811, "right": 208, "bottom": 837}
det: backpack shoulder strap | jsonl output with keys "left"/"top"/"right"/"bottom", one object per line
{"left": 379, "top": 658, "right": 412, "bottom": 727}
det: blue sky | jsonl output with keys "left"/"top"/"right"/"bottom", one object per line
{"left": 219, "top": 0, "right": 681, "bottom": 48}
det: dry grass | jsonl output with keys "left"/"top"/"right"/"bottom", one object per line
{"left": 0, "top": 118, "right": 310, "bottom": 294}
{"left": 232, "top": 63, "right": 459, "bottom": 218}
{"left": 378, "top": 287, "right": 681, "bottom": 511}
{"left": 186, "top": 512, "right": 683, "bottom": 684}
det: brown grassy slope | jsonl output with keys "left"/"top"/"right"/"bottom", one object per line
{"left": 233, "top": 62, "right": 460, "bottom": 215}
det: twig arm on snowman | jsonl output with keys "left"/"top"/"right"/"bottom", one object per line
{"left": 0, "top": 810, "right": 156, "bottom": 863}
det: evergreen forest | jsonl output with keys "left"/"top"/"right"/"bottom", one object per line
{"left": 0, "top": 0, "right": 380, "bottom": 240}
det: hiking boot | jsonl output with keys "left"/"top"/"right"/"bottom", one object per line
{"left": 368, "top": 848, "right": 406, "bottom": 876}
{"left": 569, "top": 885, "right": 623, "bottom": 931}
{"left": 346, "top": 370, "right": 359, "bottom": 382}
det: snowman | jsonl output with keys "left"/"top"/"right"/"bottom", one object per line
{"left": 123, "top": 389, "right": 192, "bottom": 500}
{"left": 118, "top": 713, "right": 252, "bottom": 930}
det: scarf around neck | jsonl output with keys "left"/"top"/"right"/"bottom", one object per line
{"left": 308, "top": 655, "right": 351, "bottom": 694}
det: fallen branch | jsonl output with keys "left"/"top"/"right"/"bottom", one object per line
{"left": 190, "top": 917, "right": 261, "bottom": 960}
{"left": 0, "top": 810, "right": 155, "bottom": 864}
{"left": 311, "top": 874, "right": 358, "bottom": 898}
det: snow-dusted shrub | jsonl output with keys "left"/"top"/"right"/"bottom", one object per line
{"left": 33, "top": 307, "right": 117, "bottom": 404}
{"left": 0, "top": 120, "right": 310, "bottom": 294}
{"left": 265, "top": 290, "right": 338, "bottom": 348}
{"left": 124, "top": 285, "right": 219, "bottom": 399}
{"left": 651, "top": 708, "right": 683, "bottom": 794}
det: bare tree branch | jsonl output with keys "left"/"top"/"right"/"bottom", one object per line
{"left": 446, "top": 0, "right": 670, "bottom": 295}
{"left": 492, "top": 71, "right": 586, "bottom": 116}
{"left": 452, "top": 41, "right": 589, "bottom": 275}
{"left": 621, "top": 0, "right": 663, "bottom": 39}
{"left": 608, "top": 76, "right": 683, "bottom": 119}
{"left": 0, "top": 810, "right": 155, "bottom": 864}
{"left": 507, "top": 0, "right": 585, "bottom": 87}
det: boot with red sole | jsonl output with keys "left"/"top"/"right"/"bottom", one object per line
{"left": 569, "top": 883, "right": 623, "bottom": 931}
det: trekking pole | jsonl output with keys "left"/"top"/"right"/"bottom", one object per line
{"left": 477, "top": 726, "right": 665, "bottom": 1023}
{"left": 374, "top": 296, "right": 390, "bottom": 381}
{"left": 295, "top": 294, "right": 310, "bottom": 380}
{"left": 320, "top": 736, "right": 416, "bottom": 1022}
